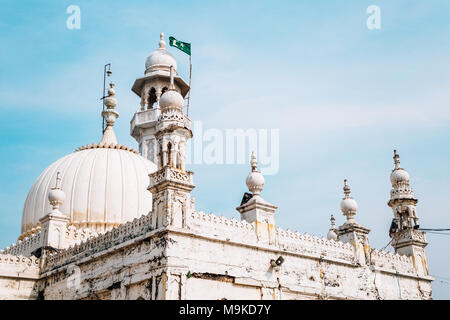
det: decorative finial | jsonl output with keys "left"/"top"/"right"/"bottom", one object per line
{"left": 246, "top": 152, "right": 264, "bottom": 195}
{"left": 340, "top": 179, "right": 358, "bottom": 224}
{"left": 159, "top": 32, "right": 166, "bottom": 49}
{"left": 48, "top": 172, "right": 65, "bottom": 211}
{"left": 55, "top": 172, "right": 61, "bottom": 189}
{"left": 343, "top": 179, "right": 351, "bottom": 198}
{"left": 250, "top": 151, "right": 258, "bottom": 172}
{"left": 393, "top": 149, "right": 400, "bottom": 169}
{"left": 100, "top": 82, "right": 119, "bottom": 145}
{"left": 327, "top": 214, "right": 338, "bottom": 240}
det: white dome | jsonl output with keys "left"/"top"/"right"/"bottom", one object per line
{"left": 21, "top": 146, "right": 157, "bottom": 236}
{"left": 340, "top": 197, "right": 358, "bottom": 213}
{"left": 145, "top": 49, "right": 177, "bottom": 73}
{"left": 159, "top": 89, "right": 184, "bottom": 109}
{"left": 390, "top": 168, "right": 410, "bottom": 185}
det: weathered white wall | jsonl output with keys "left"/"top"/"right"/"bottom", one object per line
{"left": 0, "top": 254, "right": 40, "bottom": 300}
{"left": 26, "top": 209, "right": 432, "bottom": 300}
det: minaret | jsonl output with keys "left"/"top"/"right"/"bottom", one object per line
{"left": 337, "top": 179, "right": 371, "bottom": 265}
{"left": 236, "top": 152, "right": 278, "bottom": 244}
{"left": 147, "top": 66, "right": 194, "bottom": 229}
{"left": 388, "top": 150, "right": 429, "bottom": 276}
{"left": 130, "top": 33, "right": 190, "bottom": 165}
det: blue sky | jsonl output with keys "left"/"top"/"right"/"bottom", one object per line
{"left": 1, "top": 0, "right": 450, "bottom": 298}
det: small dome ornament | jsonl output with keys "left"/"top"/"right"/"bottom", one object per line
{"left": 145, "top": 32, "right": 178, "bottom": 73}
{"left": 246, "top": 152, "right": 265, "bottom": 195}
{"left": 327, "top": 214, "right": 338, "bottom": 240}
{"left": 390, "top": 149, "right": 410, "bottom": 186}
{"left": 48, "top": 172, "right": 65, "bottom": 211}
{"left": 340, "top": 179, "right": 358, "bottom": 224}
{"left": 159, "top": 65, "right": 184, "bottom": 110}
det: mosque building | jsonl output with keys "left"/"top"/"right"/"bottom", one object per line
{"left": 0, "top": 33, "right": 433, "bottom": 300}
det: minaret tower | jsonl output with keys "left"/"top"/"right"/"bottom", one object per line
{"left": 130, "top": 33, "right": 190, "bottom": 165}
{"left": 388, "top": 150, "right": 429, "bottom": 276}
{"left": 147, "top": 66, "right": 194, "bottom": 229}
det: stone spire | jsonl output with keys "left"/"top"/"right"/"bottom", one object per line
{"left": 246, "top": 152, "right": 265, "bottom": 196}
{"left": 48, "top": 172, "right": 65, "bottom": 213}
{"left": 327, "top": 215, "right": 338, "bottom": 240}
{"left": 236, "top": 153, "right": 278, "bottom": 244}
{"left": 99, "top": 82, "right": 119, "bottom": 146}
{"left": 387, "top": 150, "right": 429, "bottom": 276}
{"left": 336, "top": 179, "right": 370, "bottom": 264}
{"left": 340, "top": 179, "right": 358, "bottom": 224}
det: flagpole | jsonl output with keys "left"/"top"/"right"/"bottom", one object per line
{"left": 187, "top": 55, "right": 192, "bottom": 117}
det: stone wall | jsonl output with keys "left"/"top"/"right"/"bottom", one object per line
{"left": 0, "top": 254, "right": 40, "bottom": 300}
{"left": 34, "top": 210, "right": 432, "bottom": 300}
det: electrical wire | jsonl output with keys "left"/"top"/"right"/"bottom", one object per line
{"left": 432, "top": 274, "right": 450, "bottom": 282}
{"left": 426, "top": 231, "right": 450, "bottom": 236}
{"left": 381, "top": 239, "right": 393, "bottom": 251}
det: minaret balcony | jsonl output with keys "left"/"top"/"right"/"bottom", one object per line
{"left": 130, "top": 108, "right": 159, "bottom": 137}
{"left": 148, "top": 166, "right": 194, "bottom": 193}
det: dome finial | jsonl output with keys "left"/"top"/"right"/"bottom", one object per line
{"left": 159, "top": 32, "right": 166, "bottom": 49}
{"left": 100, "top": 82, "right": 119, "bottom": 145}
{"left": 327, "top": 214, "right": 338, "bottom": 240}
{"left": 246, "top": 152, "right": 264, "bottom": 195}
{"left": 55, "top": 171, "right": 62, "bottom": 189}
{"left": 250, "top": 151, "right": 258, "bottom": 172}
{"left": 330, "top": 214, "right": 336, "bottom": 228}
{"left": 48, "top": 171, "right": 65, "bottom": 211}
{"left": 343, "top": 178, "right": 351, "bottom": 198}
{"left": 340, "top": 179, "right": 358, "bottom": 224}
{"left": 393, "top": 149, "right": 400, "bottom": 169}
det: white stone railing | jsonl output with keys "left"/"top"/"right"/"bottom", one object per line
{"left": 45, "top": 214, "right": 153, "bottom": 271}
{"left": 1, "top": 231, "right": 43, "bottom": 257}
{"left": 275, "top": 228, "right": 355, "bottom": 262}
{"left": 0, "top": 225, "right": 98, "bottom": 257}
{"left": 188, "top": 211, "right": 355, "bottom": 263}
{"left": 188, "top": 211, "right": 255, "bottom": 241}
{"left": 370, "top": 248, "right": 415, "bottom": 275}
{"left": 0, "top": 254, "right": 40, "bottom": 279}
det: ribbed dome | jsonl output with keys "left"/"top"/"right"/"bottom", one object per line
{"left": 145, "top": 33, "right": 177, "bottom": 74}
{"left": 21, "top": 147, "right": 157, "bottom": 236}
{"left": 145, "top": 50, "right": 177, "bottom": 73}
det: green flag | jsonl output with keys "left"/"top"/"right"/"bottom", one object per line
{"left": 169, "top": 36, "right": 191, "bottom": 56}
